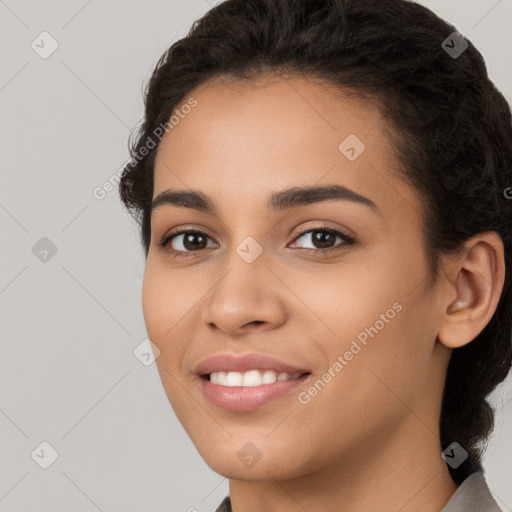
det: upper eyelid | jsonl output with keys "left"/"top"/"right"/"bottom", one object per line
{"left": 165, "top": 225, "right": 346, "bottom": 239}
{"left": 162, "top": 225, "right": 353, "bottom": 248}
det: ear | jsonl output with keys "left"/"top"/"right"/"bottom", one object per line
{"left": 437, "top": 231, "right": 505, "bottom": 349}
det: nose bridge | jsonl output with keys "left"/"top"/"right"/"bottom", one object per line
{"left": 234, "top": 234, "right": 266, "bottom": 266}
{"left": 218, "top": 210, "right": 269, "bottom": 273}
{"left": 202, "top": 235, "right": 286, "bottom": 332}
{"left": 214, "top": 235, "right": 269, "bottom": 304}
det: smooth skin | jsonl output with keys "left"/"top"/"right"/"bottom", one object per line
{"left": 142, "top": 74, "right": 505, "bottom": 512}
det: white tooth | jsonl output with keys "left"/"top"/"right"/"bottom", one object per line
{"left": 216, "top": 371, "right": 228, "bottom": 385}
{"left": 242, "top": 370, "right": 263, "bottom": 387}
{"left": 226, "top": 371, "right": 243, "bottom": 386}
{"left": 209, "top": 369, "right": 300, "bottom": 387}
{"left": 261, "top": 370, "right": 278, "bottom": 384}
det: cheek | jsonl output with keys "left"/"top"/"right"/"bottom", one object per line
{"left": 297, "top": 310, "right": 428, "bottom": 456}
{"left": 284, "top": 250, "right": 405, "bottom": 341}
{"left": 294, "top": 247, "right": 432, "bottom": 402}
{"left": 141, "top": 261, "right": 192, "bottom": 382}
{"left": 141, "top": 258, "right": 200, "bottom": 341}
{"left": 141, "top": 262, "right": 199, "bottom": 416}
{"left": 141, "top": 266, "right": 167, "bottom": 342}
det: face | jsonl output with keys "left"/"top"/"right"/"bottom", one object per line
{"left": 142, "top": 74, "right": 452, "bottom": 481}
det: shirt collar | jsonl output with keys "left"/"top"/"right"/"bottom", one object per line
{"left": 215, "top": 470, "right": 503, "bottom": 512}
{"left": 441, "top": 470, "right": 502, "bottom": 512}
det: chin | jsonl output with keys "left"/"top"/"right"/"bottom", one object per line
{"left": 194, "top": 438, "right": 306, "bottom": 481}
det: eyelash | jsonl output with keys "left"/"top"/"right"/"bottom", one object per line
{"left": 158, "top": 224, "right": 356, "bottom": 259}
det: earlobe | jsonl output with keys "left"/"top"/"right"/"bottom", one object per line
{"left": 437, "top": 232, "right": 505, "bottom": 349}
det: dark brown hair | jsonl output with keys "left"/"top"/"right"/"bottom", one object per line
{"left": 119, "top": 0, "right": 512, "bottom": 484}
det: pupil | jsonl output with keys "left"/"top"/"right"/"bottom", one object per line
{"left": 180, "top": 231, "right": 335, "bottom": 251}
{"left": 313, "top": 231, "right": 334, "bottom": 249}
{"left": 184, "top": 233, "right": 206, "bottom": 250}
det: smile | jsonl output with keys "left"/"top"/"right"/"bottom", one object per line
{"left": 198, "top": 371, "right": 311, "bottom": 412}
{"left": 208, "top": 369, "right": 303, "bottom": 387}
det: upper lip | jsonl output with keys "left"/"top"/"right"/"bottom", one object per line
{"left": 195, "top": 352, "right": 311, "bottom": 376}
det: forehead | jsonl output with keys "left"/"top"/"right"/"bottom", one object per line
{"left": 152, "top": 74, "right": 417, "bottom": 221}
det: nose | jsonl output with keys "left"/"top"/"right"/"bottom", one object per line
{"left": 201, "top": 254, "right": 287, "bottom": 336}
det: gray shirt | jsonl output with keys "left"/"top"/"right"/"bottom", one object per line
{"left": 441, "top": 471, "right": 502, "bottom": 512}
{"left": 214, "top": 471, "right": 502, "bottom": 512}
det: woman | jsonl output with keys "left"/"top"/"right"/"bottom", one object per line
{"left": 118, "top": 0, "right": 511, "bottom": 510}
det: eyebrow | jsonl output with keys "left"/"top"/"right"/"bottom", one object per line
{"left": 151, "top": 184, "right": 379, "bottom": 215}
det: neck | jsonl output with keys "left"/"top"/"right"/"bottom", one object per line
{"left": 227, "top": 416, "right": 459, "bottom": 512}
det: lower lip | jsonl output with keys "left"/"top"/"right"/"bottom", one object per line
{"left": 197, "top": 374, "right": 310, "bottom": 412}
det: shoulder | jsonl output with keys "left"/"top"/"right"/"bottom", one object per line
{"left": 214, "top": 471, "right": 503, "bottom": 512}
{"left": 214, "top": 496, "right": 232, "bottom": 512}
{"left": 441, "top": 471, "right": 503, "bottom": 512}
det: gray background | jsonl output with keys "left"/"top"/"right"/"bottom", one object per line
{"left": 1, "top": 1, "right": 511, "bottom": 511}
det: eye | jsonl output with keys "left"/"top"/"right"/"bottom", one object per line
{"left": 288, "top": 225, "right": 355, "bottom": 254}
{"left": 158, "top": 224, "right": 355, "bottom": 258}
{"left": 158, "top": 230, "right": 217, "bottom": 257}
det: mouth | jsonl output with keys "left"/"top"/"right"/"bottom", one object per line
{"left": 197, "top": 370, "right": 312, "bottom": 412}
{"left": 201, "top": 369, "right": 311, "bottom": 386}
{"left": 193, "top": 352, "right": 312, "bottom": 412}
